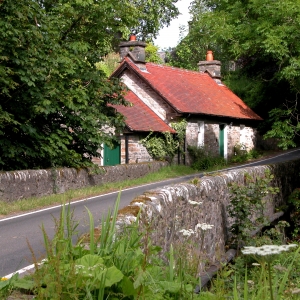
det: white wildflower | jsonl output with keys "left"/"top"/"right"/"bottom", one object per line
{"left": 195, "top": 223, "right": 214, "bottom": 231}
{"left": 75, "top": 265, "right": 85, "bottom": 269}
{"left": 242, "top": 244, "right": 297, "bottom": 257}
{"left": 179, "top": 229, "right": 195, "bottom": 236}
{"left": 188, "top": 200, "right": 202, "bottom": 206}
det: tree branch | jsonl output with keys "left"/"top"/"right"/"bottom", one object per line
{"left": 60, "top": 15, "right": 84, "bottom": 42}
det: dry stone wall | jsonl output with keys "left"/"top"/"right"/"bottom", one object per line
{"left": 0, "top": 161, "right": 168, "bottom": 202}
{"left": 116, "top": 159, "right": 300, "bottom": 272}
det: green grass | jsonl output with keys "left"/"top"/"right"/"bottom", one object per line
{"left": 0, "top": 165, "right": 199, "bottom": 216}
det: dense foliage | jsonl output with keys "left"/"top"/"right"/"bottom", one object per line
{"left": 145, "top": 43, "right": 163, "bottom": 64}
{"left": 170, "top": 0, "right": 300, "bottom": 149}
{"left": 140, "top": 119, "right": 187, "bottom": 163}
{"left": 0, "top": 0, "right": 179, "bottom": 170}
{"left": 1, "top": 183, "right": 300, "bottom": 299}
{"left": 187, "top": 145, "right": 227, "bottom": 171}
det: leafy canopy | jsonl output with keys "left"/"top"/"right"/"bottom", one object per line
{"left": 0, "top": 0, "right": 178, "bottom": 170}
{"left": 170, "top": 0, "right": 300, "bottom": 149}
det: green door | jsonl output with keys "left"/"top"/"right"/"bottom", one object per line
{"left": 219, "top": 125, "right": 224, "bottom": 157}
{"left": 104, "top": 142, "right": 120, "bottom": 166}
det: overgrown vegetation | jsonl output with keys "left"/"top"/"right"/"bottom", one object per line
{"left": 95, "top": 43, "right": 163, "bottom": 78}
{"left": 95, "top": 53, "right": 120, "bottom": 77}
{"left": 227, "top": 170, "right": 279, "bottom": 251}
{"left": 140, "top": 119, "right": 187, "bottom": 163}
{"left": 287, "top": 188, "right": 300, "bottom": 241}
{"left": 0, "top": 196, "right": 206, "bottom": 299}
{"left": 145, "top": 43, "right": 163, "bottom": 64}
{"left": 230, "top": 144, "right": 262, "bottom": 164}
{"left": 187, "top": 145, "right": 227, "bottom": 171}
{"left": 1, "top": 174, "right": 300, "bottom": 299}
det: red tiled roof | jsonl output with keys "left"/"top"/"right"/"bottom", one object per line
{"left": 112, "top": 91, "right": 175, "bottom": 133}
{"left": 118, "top": 58, "right": 262, "bottom": 120}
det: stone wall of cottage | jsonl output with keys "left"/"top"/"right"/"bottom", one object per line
{"left": 185, "top": 119, "right": 257, "bottom": 163}
{"left": 118, "top": 121, "right": 258, "bottom": 166}
{"left": 204, "top": 123, "right": 220, "bottom": 156}
{"left": 227, "top": 126, "right": 240, "bottom": 156}
{"left": 239, "top": 126, "right": 257, "bottom": 151}
{"left": 120, "top": 135, "right": 153, "bottom": 164}
{"left": 116, "top": 159, "right": 300, "bottom": 273}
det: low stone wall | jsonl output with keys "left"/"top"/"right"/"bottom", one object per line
{"left": 0, "top": 161, "right": 168, "bottom": 202}
{"left": 116, "top": 159, "right": 300, "bottom": 273}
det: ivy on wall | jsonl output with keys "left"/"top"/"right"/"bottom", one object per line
{"left": 140, "top": 119, "right": 187, "bottom": 163}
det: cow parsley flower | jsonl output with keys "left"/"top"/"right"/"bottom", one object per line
{"left": 179, "top": 229, "right": 195, "bottom": 237}
{"left": 195, "top": 223, "right": 214, "bottom": 231}
{"left": 242, "top": 244, "right": 298, "bottom": 300}
{"left": 242, "top": 244, "right": 297, "bottom": 257}
{"left": 188, "top": 200, "right": 202, "bottom": 206}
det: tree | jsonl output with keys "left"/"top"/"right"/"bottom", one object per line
{"left": 171, "top": 0, "right": 300, "bottom": 149}
{"left": 0, "top": 0, "right": 179, "bottom": 170}
{"left": 145, "top": 43, "right": 163, "bottom": 64}
{"left": 95, "top": 53, "right": 120, "bottom": 77}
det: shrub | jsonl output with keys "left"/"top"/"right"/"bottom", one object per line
{"left": 230, "top": 144, "right": 262, "bottom": 164}
{"left": 187, "top": 145, "right": 227, "bottom": 171}
{"left": 287, "top": 188, "right": 300, "bottom": 240}
{"left": 227, "top": 169, "right": 279, "bottom": 250}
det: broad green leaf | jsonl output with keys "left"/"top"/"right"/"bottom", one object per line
{"left": 102, "top": 265, "right": 124, "bottom": 287}
{"left": 121, "top": 276, "right": 137, "bottom": 296}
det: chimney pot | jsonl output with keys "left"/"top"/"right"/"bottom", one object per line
{"left": 198, "top": 50, "right": 222, "bottom": 83}
{"left": 206, "top": 50, "right": 213, "bottom": 61}
{"left": 129, "top": 35, "right": 136, "bottom": 41}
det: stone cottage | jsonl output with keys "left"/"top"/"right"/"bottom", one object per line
{"left": 100, "top": 37, "right": 262, "bottom": 166}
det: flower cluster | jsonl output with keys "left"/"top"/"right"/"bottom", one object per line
{"left": 179, "top": 229, "right": 195, "bottom": 237}
{"left": 195, "top": 223, "right": 214, "bottom": 231}
{"left": 188, "top": 200, "right": 202, "bottom": 206}
{"left": 179, "top": 223, "right": 214, "bottom": 237}
{"left": 242, "top": 244, "right": 297, "bottom": 257}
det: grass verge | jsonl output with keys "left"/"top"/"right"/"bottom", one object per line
{"left": 0, "top": 165, "right": 199, "bottom": 217}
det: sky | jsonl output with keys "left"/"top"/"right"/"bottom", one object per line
{"left": 154, "top": 0, "right": 192, "bottom": 50}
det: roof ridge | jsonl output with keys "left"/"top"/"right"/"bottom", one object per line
{"left": 145, "top": 62, "right": 210, "bottom": 76}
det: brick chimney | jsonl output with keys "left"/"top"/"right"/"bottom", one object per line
{"left": 198, "top": 50, "right": 222, "bottom": 84}
{"left": 119, "top": 35, "right": 147, "bottom": 70}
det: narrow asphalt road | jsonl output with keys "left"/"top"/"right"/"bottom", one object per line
{"left": 1, "top": 148, "right": 300, "bottom": 277}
